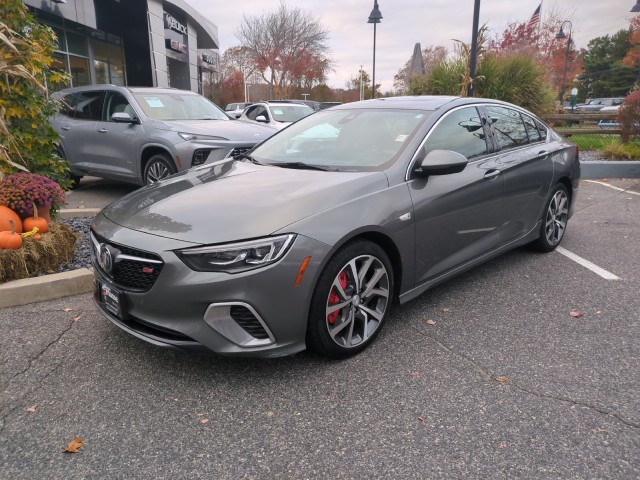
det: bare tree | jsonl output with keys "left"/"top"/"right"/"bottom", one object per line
{"left": 236, "top": 1, "right": 332, "bottom": 98}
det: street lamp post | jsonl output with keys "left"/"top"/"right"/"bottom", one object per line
{"left": 555, "top": 21, "right": 573, "bottom": 104}
{"left": 367, "top": 1, "right": 382, "bottom": 99}
{"left": 468, "top": 0, "right": 481, "bottom": 97}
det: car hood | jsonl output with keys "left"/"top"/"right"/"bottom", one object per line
{"left": 153, "top": 119, "right": 278, "bottom": 140}
{"left": 100, "top": 161, "right": 389, "bottom": 245}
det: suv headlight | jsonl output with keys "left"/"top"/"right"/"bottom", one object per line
{"left": 176, "top": 234, "right": 296, "bottom": 273}
{"left": 178, "top": 132, "right": 228, "bottom": 141}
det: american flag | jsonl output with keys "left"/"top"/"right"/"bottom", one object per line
{"left": 527, "top": 3, "right": 541, "bottom": 29}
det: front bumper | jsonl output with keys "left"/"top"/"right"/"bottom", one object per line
{"left": 91, "top": 214, "right": 331, "bottom": 357}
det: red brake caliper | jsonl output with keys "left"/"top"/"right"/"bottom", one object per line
{"left": 327, "top": 271, "right": 349, "bottom": 324}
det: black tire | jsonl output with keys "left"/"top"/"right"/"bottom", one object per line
{"left": 143, "top": 153, "right": 176, "bottom": 185}
{"left": 306, "top": 240, "right": 394, "bottom": 359}
{"left": 532, "top": 184, "right": 570, "bottom": 252}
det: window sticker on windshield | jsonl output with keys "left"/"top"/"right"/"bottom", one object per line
{"left": 395, "top": 134, "right": 408, "bottom": 142}
{"left": 144, "top": 97, "right": 165, "bottom": 108}
{"left": 272, "top": 109, "right": 284, "bottom": 115}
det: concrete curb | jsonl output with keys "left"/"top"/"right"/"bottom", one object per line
{"left": 0, "top": 268, "right": 95, "bottom": 308}
{"left": 1, "top": 162, "right": 638, "bottom": 310}
{"left": 581, "top": 161, "right": 640, "bottom": 179}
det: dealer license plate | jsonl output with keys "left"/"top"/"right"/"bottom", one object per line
{"left": 98, "top": 281, "right": 122, "bottom": 318}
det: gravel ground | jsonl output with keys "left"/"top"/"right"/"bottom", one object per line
{"left": 55, "top": 216, "right": 93, "bottom": 274}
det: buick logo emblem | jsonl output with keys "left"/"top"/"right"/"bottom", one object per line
{"left": 98, "top": 244, "right": 114, "bottom": 274}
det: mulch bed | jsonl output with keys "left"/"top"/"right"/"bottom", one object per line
{"left": 0, "top": 222, "right": 78, "bottom": 283}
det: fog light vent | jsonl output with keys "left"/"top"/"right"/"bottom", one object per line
{"left": 230, "top": 305, "right": 270, "bottom": 340}
{"left": 192, "top": 149, "right": 210, "bottom": 166}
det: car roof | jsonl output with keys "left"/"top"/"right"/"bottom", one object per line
{"left": 55, "top": 85, "right": 200, "bottom": 96}
{"left": 330, "top": 96, "right": 535, "bottom": 113}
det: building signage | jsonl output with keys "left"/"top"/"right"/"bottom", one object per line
{"left": 165, "top": 38, "right": 186, "bottom": 53}
{"left": 164, "top": 13, "right": 187, "bottom": 35}
{"left": 201, "top": 53, "right": 217, "bottom": 65}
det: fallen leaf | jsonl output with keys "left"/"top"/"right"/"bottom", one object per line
{"left": 425, "top": 319, "right": 436, "bottom": 326}
{"left": 409, "top": 371, "right": 421, "bottom": 377}
{"left": 63, "top": 436, "right": 84, "bottom": 453}
{"left": 417, "top": 416, "right": 424, "bottom": 422}
{"left": 495, "top": 376, "right": 510, "bottom": 384}
{"left": 596, "top": 310, "right": 602, "bottom": 315}
{"left": 26, "top": 405, "right": 38, "bottom": 413}
{"left": 73, "top": 315, "right": 81, "bottom": 322}
{"left": 266, "top": 411, "right": 274, "bottom": 417}
{"left": 63, "top": 308, "right": 73, "bottom": 312}
{"left": 200, "top": 418, "right": 209, "bottom": 425}
{"left": 569, "top": 310, "right": 584, "bottom": 318}
{"left": 441, "top": 308, "right": 450, "bottom": 313}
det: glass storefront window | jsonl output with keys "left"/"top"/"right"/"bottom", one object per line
{"left": 51, "top": 26, "right": 66, "bottom": 51}
{"left": 110, "top": 64, "right": 125, "bottom": 86}
{"left": 69, "top": 56, "right": 90, "bottom": 86}
{"left": 92, "top": 39, "right": 109, "bottom": 62}
{"left": 94, "top": 60, "right": 109, "bottom": 84}
{"left": 66, "top": 31, "right": 88, "bottom": 56}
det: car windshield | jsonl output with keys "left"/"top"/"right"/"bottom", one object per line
{"left": 132, "top": 92, "right": 229, "bottom": 121}
{"left": 269, "top": 105, "right": 314, "bottom": 123}
{"left": 251, "top": 108, "right": 431, "bottom": 172}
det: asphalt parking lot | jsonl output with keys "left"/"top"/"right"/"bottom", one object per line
{"left": 1, "top": 179, "right": 639, "bottom": 479}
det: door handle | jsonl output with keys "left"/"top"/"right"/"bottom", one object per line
{"left": 484, "top": 169, "right": 501, "bottom": 179}
{"left": 98, "top": 128, "right": 108, "bottom": 133}
{"left": 61, "top": 126, "right": 70, "bottom": 131}
{"left": 538, "top": 150, "right": 548, "bottom": 156}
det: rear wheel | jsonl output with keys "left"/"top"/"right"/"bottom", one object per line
{"left": 306, "top": 240, "right": 393, "bottom": 358}
{"left": 532, "top": 184, "right": 569, "bottom": 252}
{"left": 143, "top": 153, "right": 175, "bottom": 185}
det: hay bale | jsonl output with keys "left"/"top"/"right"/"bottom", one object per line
{"left": 0, "top": 222, "right": 79, "bottom": 283}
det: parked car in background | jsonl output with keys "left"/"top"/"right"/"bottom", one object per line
{"left": 90, "top": 96, "right": 579, "bottom": 359}
{"left": 577, "top": 97, "right": 623, "bottom": 113}
{"left": 237, "top": 101, "right": 314, "bottom": 130}
{"left": 224, "top": 102, "right": 253, "bottom": 119}
{"left": 51, "top": 86, "right": 275, "bottom": 186}
{"left": 276, "top": 99, "right": 322, "bottom": 111}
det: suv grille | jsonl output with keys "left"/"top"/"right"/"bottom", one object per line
{"left": 230, "top": 305, "right": 270, "bottom": 340}
{"left": 229, "top": 147, "right": 252, "bottom": 158}
{"left": 92, "top": 230, "right": 164, "bottom": 292}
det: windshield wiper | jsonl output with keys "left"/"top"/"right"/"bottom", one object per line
{"left": 235, "top": 152, "right": 263, "bottom": 165}
{"left": 273, "top": 162, "right": 330, "bottom": 171}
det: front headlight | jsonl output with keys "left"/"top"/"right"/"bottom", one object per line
{"left": 176, "top": 234, "right": 296, "bottom": 273}
{"left": 178, "top": 132, "right": 228, "bottom": 141}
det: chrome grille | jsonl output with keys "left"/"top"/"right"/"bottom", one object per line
{"left": 91, "top": 230, "right": 164, "bottom": 292}
{"left": 229, "top": 147, "right": 252, "bottom": 158}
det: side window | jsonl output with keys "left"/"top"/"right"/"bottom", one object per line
{"left": 424, "top": 106, "right": 488, "bottom": 160}
{"left": 245, "top": 106, "right": 259, "bottom": 120}
{"left": 60, "top": 93, "right": 77, "bottom": 117}
{"left": 103, "top": 91, "right": 133, "bottom": 121}
{"left": 522, "top": 113, "right": 541, "bottom": 142}
{"left": 485, "top": 106, "right": 529, "bottom": 150}
{"left": 69, "top": 91, "right": 104, "bottom": 120}
{"left": 535, "top": 119, "right": 548, "bottom": 141}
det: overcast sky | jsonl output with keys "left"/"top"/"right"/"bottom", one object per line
{"left": 188, "top": 0, "right": 637, "bottom": 92}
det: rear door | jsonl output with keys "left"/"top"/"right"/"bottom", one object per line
{"left": 482, "top": 105, "right": 554, "bottom": 243}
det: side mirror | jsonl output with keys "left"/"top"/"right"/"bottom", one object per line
{"left": 111, "top": 112, "right": 138, "bottom": 124}
{"left": 256, "top": 115, "right": 268, "bottom": 123}
{"left": 414, "top": 149, "right": 468, "bottom": 177}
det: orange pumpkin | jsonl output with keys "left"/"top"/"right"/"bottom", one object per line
{"left": 0, "top": 219, "right": 23, "bottom": 249}
{"left": 23, "top": 203, "right": 48, "bottom": 234}
{"left": 0, "top": 205, "right": 23, "bottom": 233}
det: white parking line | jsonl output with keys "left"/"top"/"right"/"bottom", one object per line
{"left": 556, "top": 246, "right": 621, "bottom": 280}
{"left": 585, "top": 180, "right": 640, "bottom": 197}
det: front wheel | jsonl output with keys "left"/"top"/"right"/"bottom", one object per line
{"left": 143, "top": 153, "right": 176, "bottom": 185}
{"left": 532, "top": 184, "right": 570, "bottom": 252}
{"left": 306, "top": 241, "right": 394, "bottom": 359}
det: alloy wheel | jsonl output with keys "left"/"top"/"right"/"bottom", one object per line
{"left": 325, "top": 254, "right": 390, "bottom": 349}
{"left": 545, "top": 189, "right": 569, "bottom": 246}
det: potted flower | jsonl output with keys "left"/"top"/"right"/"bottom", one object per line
{"left": 0, "top": 172, "right": 66, "bottom": 222}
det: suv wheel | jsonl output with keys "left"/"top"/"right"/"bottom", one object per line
{"left": 144, "top": 154, "right": 175, "bottom": 185}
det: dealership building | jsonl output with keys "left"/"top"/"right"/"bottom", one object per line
{"left": 25, "top": 0, "right": 219, "bottom": 93}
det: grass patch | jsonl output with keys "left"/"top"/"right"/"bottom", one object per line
{"left": 566, "top": 135, "right": 640, "bottom": 160}
{"left": 601, "top": 141, "right": 640, "bottom": 160}
{"left": 568, "top": 134, "right": 619, "bottom": 151}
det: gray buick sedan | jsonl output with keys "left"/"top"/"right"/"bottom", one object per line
{"left": 91, "top": 96, "right": 580, "bottom": 358}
